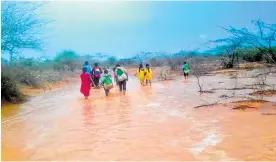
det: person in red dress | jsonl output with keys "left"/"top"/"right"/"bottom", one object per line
{"left": 80, "top": 67, "right": 91, "bottom": 99}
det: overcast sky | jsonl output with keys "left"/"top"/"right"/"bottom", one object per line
{"left": 18, "top": 1, "right": 276, "bottom": 58}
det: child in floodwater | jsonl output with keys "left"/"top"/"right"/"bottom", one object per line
{"left": 135, "top": 64, "right": 147, "bottom": 86}
{"left": 80, "top": 67, "right": 91, "bottom": 99}
{"left": 100, "top": 69, "right": 113, "bottom": 96}
{"left": 145, "top": 64, "right": 152, "bottom": 86}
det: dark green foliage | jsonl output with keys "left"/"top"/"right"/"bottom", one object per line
{"left": 238, "top": 47, "right": 276, "bottom": 62}
{"left": 240, "top": 48, "right": 263, "bottom": 62}
{"left": 1, "top": 73, "right": 25, "bottom": 103}
{"left": 54, "top": 50, "right": 80, "bottom": 72}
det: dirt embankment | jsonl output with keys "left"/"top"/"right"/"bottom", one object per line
{"left": 20, "top": 77, "right": 78, "bottom": 96}
{"left": 1, "top": 77, "right": 78, "bottom": 108}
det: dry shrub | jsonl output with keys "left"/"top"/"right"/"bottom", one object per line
{"left": 238, "top": 62, "right": 264, "bottom": 70}
{"left": 2, "top": 65, "right": 43, "bottom": 88}
{"left": 1, "top": 63, "right": 79, "bottom": 103}
{"left": 231, "top": 100, "right": 267, "bottom": 110}
{"left": 232, "top": 105, "right": 256, "bottom": 110}
{"left": 190, "top": 60, "right": 218, "bottom": 93}
{"left": 250, "top": 90, "right": 276, "bottom": 97}
{"left": 18, "top": 70, "right": 43, "bottom": 88}
{"left": 251, "top": 66, "right": 274, "bottom": 95}
{"left": 2, "top": 65, "right": 76, "bottom": 88}
{"left": 158, "top": 66, "right": 170, "bottom": 81}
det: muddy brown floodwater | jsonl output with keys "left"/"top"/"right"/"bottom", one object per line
{"left": 2, "top": 74, "right": 276, "bottom": 160}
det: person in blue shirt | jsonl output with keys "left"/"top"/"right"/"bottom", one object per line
{"left": 83, "top": 61, "right": 94, "bottom": 87}
{"left": 83, "top": 61, "right": 92, "bottom": 73}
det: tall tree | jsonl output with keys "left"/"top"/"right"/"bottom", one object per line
{"left": 54, "top": 50, "right": 79, "bottom": 72}
{"left": 220, "top": 20, "right": 276, "bottom": 63}
{"left": 1, "top": 1, "right": 49, "bottom": 62}
{"left": 136, "top": 51, "right": 151, "bottom": 64}
{"left": 209, "top": 36, "right": 244, "bottom": 68}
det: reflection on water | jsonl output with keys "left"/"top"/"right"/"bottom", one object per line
{"left": 82, "top": 100, "right": 93, "bottom": 127}
{"left": 1, "top": 104, "right": 22, "bottom": 118}
{"left": 2, "top": 75, "right": 276, "bottom": 160}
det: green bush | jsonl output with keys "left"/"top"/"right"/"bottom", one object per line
{"left": 242, "top": 53, "right": 262, "bottom": 62}
{"left": 241, "top": 49, "right": 263, "bottom": 62}
{"left": 54, "top": 50, "right": 80, "bottom": 72}
{"left": 239, "top": 47, "right": 276, "bottom": 63}
{"left": 1, "top": 73, "right": 26, "bottom": 103}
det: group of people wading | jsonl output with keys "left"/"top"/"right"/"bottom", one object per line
{"left": 80, "top": 61, "right": 190, "bottom": 99}
{"left": 134, "top": 63, "right": 153, "bottom": 86}
{"left": 80, "top": 61, "right": 130, "bottom": 98}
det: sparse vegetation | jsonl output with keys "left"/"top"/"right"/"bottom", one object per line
{"left": 158, "top": 66, "right": 170, "bottom": 81}
{"left": 190, "top": 58, "right": 218, "bottom": 93}
{"left": 231, "top": 100, "right": 267, "bottom": 111}
{"left": 1, "top": 1, "right": 275, "bottom": 107}
{"left": 1, "top": 1, "right": 50, "bottom": 103}
{"left": 250, "top": 90, "right": 276, "bottom": 96}
{"left": 207, "top": 19, "right": 276, "bottom": 69}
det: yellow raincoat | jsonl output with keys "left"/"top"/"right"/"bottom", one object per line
{"left": 137, "top": 68, "right": 146, "bottom": 84}
{"left": 145, "top": 68, "right": 152, "bottom": 80}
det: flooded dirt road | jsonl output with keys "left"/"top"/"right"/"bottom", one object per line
{"left": 2, "top": 74, "right": 276, "bottom": 160}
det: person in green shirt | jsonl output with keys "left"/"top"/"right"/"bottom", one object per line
{"left": 100, "top": 69, "right": 113, "bottom": 96}
{"left": 182, "top": 61, "right": 190, "bottom": 79}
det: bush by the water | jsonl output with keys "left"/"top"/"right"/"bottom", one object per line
{"left": 1, "top": 53, "right": 81, "bottom": 103}
{"left": 1, "top": 74, "right": 26, "bottom": 103}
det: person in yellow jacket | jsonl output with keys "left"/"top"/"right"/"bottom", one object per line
{"left": 135, "top": 64, "right": 146, "bottom": 86}
{"left": 145, "top": 64, "right": 152, "bottom": 86}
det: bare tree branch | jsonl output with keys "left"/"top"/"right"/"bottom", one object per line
{"left": 1, "top": 1, "right": 51, "bottom": 62}
{"left": 212, "top": 20, "right": 276, "bottom": 64}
